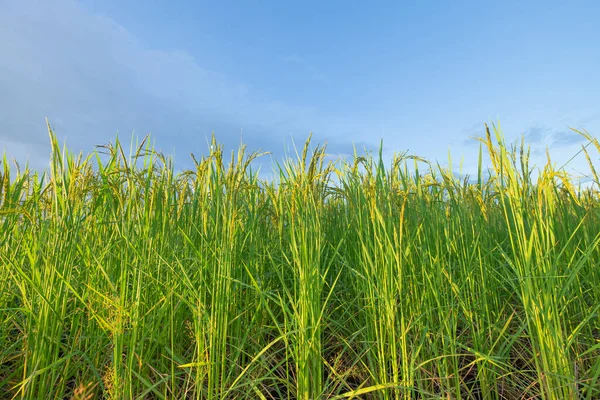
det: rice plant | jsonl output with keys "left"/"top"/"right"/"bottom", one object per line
{"left": 1, "top": 122, "right": 599, "bottom": 399}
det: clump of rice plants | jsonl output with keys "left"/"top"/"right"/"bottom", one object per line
{"left": 1, "top": 122, "right": 600, "bottom": 399}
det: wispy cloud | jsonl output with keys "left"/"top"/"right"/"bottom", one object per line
{"left": 520, "top": 126, "right": 587, "bottom": 148}
{"left": 550, "top": 130, "right": 587, "bottom": 147}
{"left": 0, "top": 0, "right": 363, "bottom": 172}
{"left": 523, "top": 126, "right": 549, "bottom": 144}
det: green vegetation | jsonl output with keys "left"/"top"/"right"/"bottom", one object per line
{"left": 1, "top": 122, "right": 600, "bottom": 399}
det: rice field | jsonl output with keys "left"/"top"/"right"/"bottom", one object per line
{"left": 1, "top": 123, "right": 600, "bottom": 399}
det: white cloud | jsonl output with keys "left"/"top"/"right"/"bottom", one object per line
{"left": 0, "top": 0, "right": 372, "bottom": 172}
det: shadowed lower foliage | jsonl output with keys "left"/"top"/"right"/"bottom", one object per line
{"left": 1, "top": 123, "right": 600, "bottom": 399}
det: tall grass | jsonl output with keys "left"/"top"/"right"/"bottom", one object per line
{"left": 1, "top": 122, "right": 600, "bottom": 399}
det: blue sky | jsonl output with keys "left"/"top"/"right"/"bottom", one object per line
{"left": 1, "top": 0, "right": 599, "bottom": 180}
